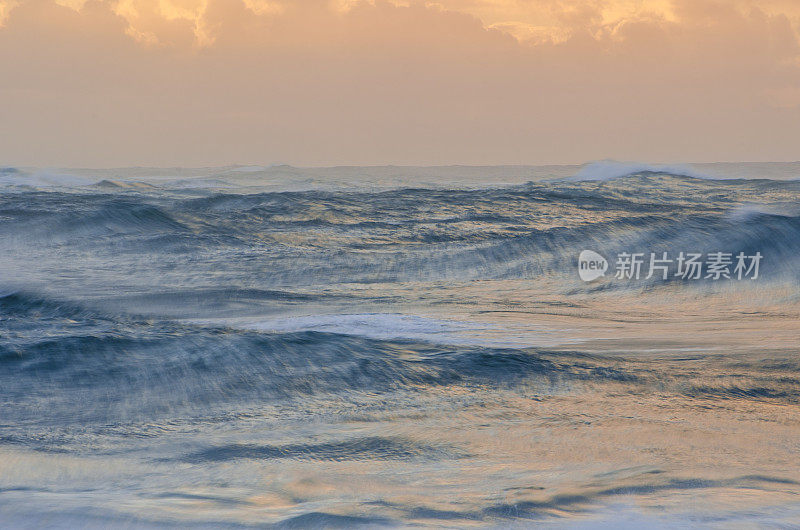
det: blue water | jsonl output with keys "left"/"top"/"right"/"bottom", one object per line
{"left": 1, "top": 163, "right": 800, "bottom": 527}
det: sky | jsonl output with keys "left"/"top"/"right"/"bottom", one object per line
{"left": 0, "top": 0, "right": 799, "bottom": 167}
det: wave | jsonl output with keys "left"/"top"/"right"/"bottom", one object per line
{"left": 567, "top": 160, "right": 709, "bottom": 181}
{"left": 0, "top": 194, "right": 187, "bottom": 242}
{"left": 0, "top": 291, "right": 632, "bottom": 424}
{"left": 3, "top": 188, "right": 800, "bottom": 290}
{"left": 94, "top": 179, "right": 158, "bottom": 190}
{"left": 726, "top": 202, "right": 800, "bottom": 221}
{"left": 217, "top": 313, "right": 494, "bottom": 343}
{"left": 3, "top": 289, "right": 796, "bottom": 430}
{"left": 178, "top": 436, "right": 461, "bottom": 463}
{"left": 0, "top": 169, "right": 97, "bottom": 188}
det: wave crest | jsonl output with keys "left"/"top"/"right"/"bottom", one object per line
{"left": 568, "top": 160, "right": 707, "bottom": 181}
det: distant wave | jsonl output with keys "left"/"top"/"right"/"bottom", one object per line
{"left": 0, "top": 168, "right": 96, "bottom": 188}
{"left": 567, "top": 160, "right": 708, "bottom": 181}
{"left": 2, "top": 162, "right": 798, "bottom": 192}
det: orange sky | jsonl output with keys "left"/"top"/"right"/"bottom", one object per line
{"left": 0, "top": 0, "right": 799, "bottom": 166}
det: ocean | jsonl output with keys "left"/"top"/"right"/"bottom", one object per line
{"left": 1, "top": 161, "right": 799, "bottom": 527}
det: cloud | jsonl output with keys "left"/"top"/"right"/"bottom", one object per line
{"left": 4, "top": 0, "right": 799, "bottom": 47}
{"left": 0, "top": 0, "right": 798, "bottom": 166}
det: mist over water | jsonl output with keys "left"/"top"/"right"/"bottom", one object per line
{"left": 1, "top": 163, "right": 800, "bottom": 527}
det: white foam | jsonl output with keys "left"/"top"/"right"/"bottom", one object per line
{"left": 190, "top": 312, "right": 579, "bottom": 348}
{"left": 727, "top": 202, "right": 800, "bottom": 221}
{"left": 568, "top": 160, "right": 707, "bottom": 182}
{"left": 0, "top": 170, "right": 95, "bottom": 188}
{"left": 219, "top": 313, "right": 485, "bottom": 342}
{"left": 159, "top": 178, "right": 239, "bottom": 189}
